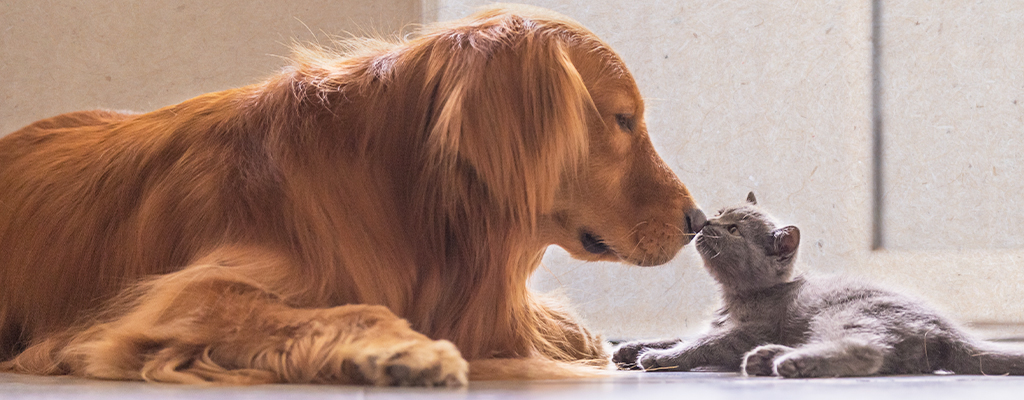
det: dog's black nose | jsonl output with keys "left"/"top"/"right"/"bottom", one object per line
{"left": 684, "top": 208, "right": 707, "bottom": 235}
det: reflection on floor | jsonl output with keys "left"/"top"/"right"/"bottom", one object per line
{"left": 4, "top": 370, "right": 1024, "bottom": 400}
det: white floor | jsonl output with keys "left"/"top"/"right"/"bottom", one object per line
{"left": 4, "top": 371, "right": 1024, "bottom": 400}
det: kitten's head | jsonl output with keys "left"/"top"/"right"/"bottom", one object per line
{"left": 694, "top": 192, "right": 800, "bottom": 293}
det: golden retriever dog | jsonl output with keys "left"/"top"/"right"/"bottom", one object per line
{"left": 0, "top": 5, "right": 705, "bottom": 386}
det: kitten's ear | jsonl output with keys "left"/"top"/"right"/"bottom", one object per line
{"left": 746, "top": 192, "right": 758, "bottom": 205}
{"left": 773, "top": 226, "right": 800, "bottom": 257}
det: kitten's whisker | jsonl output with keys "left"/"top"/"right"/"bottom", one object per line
{"left": 667, "top": 223, "right": 696, "bottom": 239}
{"left": 643, "top": 365, "right": 682, "bottom": 372}
{"left": 666, "top": 223, "right": 685, "bottom": 234}
{"left": 709, "top": 248, "right": 722, "bottom": 259}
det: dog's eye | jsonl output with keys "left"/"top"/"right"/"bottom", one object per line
{"left": 728, "top": 225, "right": 739, "bottom": 235}
{"left": 615, "top": 114, "right": 635, "bottom": 132}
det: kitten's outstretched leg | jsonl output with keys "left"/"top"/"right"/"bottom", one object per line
{"left": 637, "top": 330, "right": 763, "bottom": 372}
{"left": 612, "top": 339, "right": 680, "bottom": 370}
{"left": 773, "top": 338, "right": 885, "bottom": 378}
{"left": 742, "top": 344, "right": 794, "bottom": 376}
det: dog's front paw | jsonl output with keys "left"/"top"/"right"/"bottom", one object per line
{"left": 742, "top": 344, "right": 793, "bottom": 376}
{"left": 351, "top": 339, "right": 468, "bottom": 387}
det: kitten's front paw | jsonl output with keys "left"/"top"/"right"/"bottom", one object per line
{"left": 774, "top": 353, "right": 832, "bottom": 378}
{"left": 637, "top": 349, "right": 685, "bottom": 372}
{"left": 612, "top": 342, "right": 647, "bottom": 370}
{"left": 773, "top": 342, "right": 883, "bottom": 378}
{"left": 742, "top": 344, "right": 793, "bottom": 376}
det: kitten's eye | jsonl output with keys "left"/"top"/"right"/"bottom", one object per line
{"left": 728, "top": 225, "right": 739, "bottom": 235}
{"left": 615, "top": 114, "right": 635, "bottom": 133}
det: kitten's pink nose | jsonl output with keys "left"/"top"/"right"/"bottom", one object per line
{"left": 685, "top": 208, "right": 707, "bottom": 236}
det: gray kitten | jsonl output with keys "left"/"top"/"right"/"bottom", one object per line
{"left": 613, "top": 192, "right": 1024, "bottom": 377}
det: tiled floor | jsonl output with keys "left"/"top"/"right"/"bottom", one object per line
{"left": 4, "top": 371, "right": 1024, "bottom": 400}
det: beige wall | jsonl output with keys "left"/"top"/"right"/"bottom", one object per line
{"left": 882, "top": 2, "right": 1024, "bottom": 250}
{"left": 1, "top": 0, "right": 421, "bottom": 135}
{"left": 4, "top": 1, "right": 1023, "bottom": 341}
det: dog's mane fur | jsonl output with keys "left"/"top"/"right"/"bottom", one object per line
{"left": 255, "top": 7, "right": 619, "bottom": 361}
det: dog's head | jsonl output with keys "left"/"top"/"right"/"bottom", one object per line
{"left": 418, "top": 5, "right": 705, "bottom": 267}
{"left": 548, "top": 47, "right": 705, "bottom": 267}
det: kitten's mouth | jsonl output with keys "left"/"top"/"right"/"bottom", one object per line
{"left": 580, "top": 231, "right": 612, "bottom": 255}
{"left": 694, "top": 233, "right": 713, "bottom": 257}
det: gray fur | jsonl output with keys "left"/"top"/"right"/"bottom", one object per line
{"left": 613, "top": 193, "right": 1024, "bottom": 377}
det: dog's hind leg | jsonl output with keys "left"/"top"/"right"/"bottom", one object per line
{"left": 3, "top": 248, "right": 468, "bottom": 386}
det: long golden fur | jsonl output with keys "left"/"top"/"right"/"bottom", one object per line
{"left": 0, "top": 5, "right": 703, "bottom": 386}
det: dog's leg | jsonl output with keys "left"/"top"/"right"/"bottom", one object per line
{"left": 6, "top": 252, "right": 468, "bottom": 386}
{"left": 531, "top": 296, "right": 608, "bottom": 365}
{"left": 464, "top": 296, "right": 610, "bottom": 381}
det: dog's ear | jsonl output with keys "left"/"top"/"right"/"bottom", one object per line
{"left": 423, "top": 16, "right": 596, "bottom": 229}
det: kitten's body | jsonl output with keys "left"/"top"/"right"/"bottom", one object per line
{"left": 614, "top": 193, "right": 1024, "bottom": 377}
